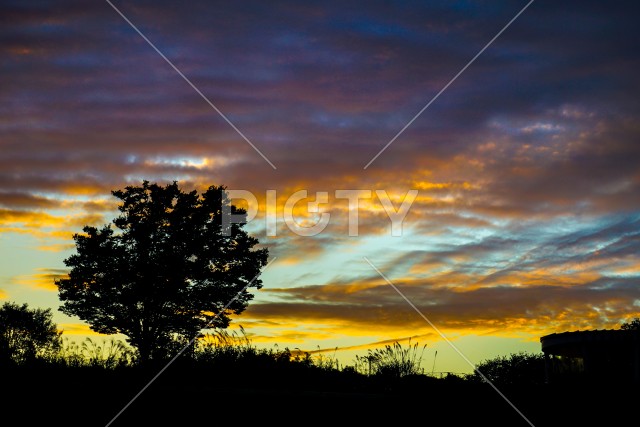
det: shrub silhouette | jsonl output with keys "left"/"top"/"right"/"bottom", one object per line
{"left": 621, "top": 317, "right": 640, "bottom": 330}
{"left": 466, "top": 351, "right": 545, "bottom": 386}
{"left": 0, "top": 301, "right": 61, "bottom": 365}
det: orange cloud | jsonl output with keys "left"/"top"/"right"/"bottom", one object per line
{"left": 611, "top": 261, "right": 640, "bottom": 276}
{"left": 36, "top": 243, "right": 76, "bottom": 252}
{"left": 63, "top": 213, "right": 106, "bottom": 228}
{"left": 58, "top": 323, "right": 103, "bottom": 336}
{"left": 241, "top": 275, "right": 639, "bottom": 341}
{"left": 60, "top": 183, "right": 110, "bottom": 196}
{"left": 0, "top": 208, "right": 63, "bottom": 228}
{"left": 10, "top": 268, "right": 68, "bottom": 291}
{"left": 0, "top": 206, "right": 106, "bottom": 254}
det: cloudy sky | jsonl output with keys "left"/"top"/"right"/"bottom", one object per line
{"left": 2, "top": 0, "right": 639, "bottom": 373}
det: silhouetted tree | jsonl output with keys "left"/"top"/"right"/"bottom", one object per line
{"left": 621, "top": 318, "right": 640, "bottom": 330}
{"left": 466, "top": 351, "right": 545, "bottom": 386}
{"left": 0, "top": 301, "right": 61, "bottom": 365}
{"left": 56, "top": 181, "right": 268, "bottom": 363}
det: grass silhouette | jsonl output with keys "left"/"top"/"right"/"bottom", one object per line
{"left": 354, "top": 339, "right": 427, "bottom": 378}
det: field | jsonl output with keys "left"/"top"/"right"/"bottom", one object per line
{"left": 2, "top": 351, "right": 636, "bottom": 426}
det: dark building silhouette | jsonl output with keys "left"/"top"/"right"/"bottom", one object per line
{"left": 541, "top": 329, "right": 640, "bottom": 384}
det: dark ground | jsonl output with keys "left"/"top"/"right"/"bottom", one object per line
{"left": 1, "top": 365, "right": 636, "bottom": 426}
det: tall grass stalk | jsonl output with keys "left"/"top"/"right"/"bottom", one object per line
{"left": 355, "top": 340, "right": 427, "bottom": 378}
{"left": 50, "top": 337, "right": 134, "bottom": 368}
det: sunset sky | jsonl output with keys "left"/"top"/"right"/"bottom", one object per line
{"left": 2, "top": 0, "right": 639, "bottom": 374}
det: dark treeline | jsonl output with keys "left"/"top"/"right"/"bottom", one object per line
{"left": 2, "top": 323, "right": 638, "bottom": 426}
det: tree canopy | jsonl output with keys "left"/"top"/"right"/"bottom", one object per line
{"left": 0, "top": 301, "right": 61, "bottom": 365}
{"left": 620, "top": 318, "right": 640, "bottom": 330}
{"left": 56, "top": 181, "right": 269, "bottom": 363}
